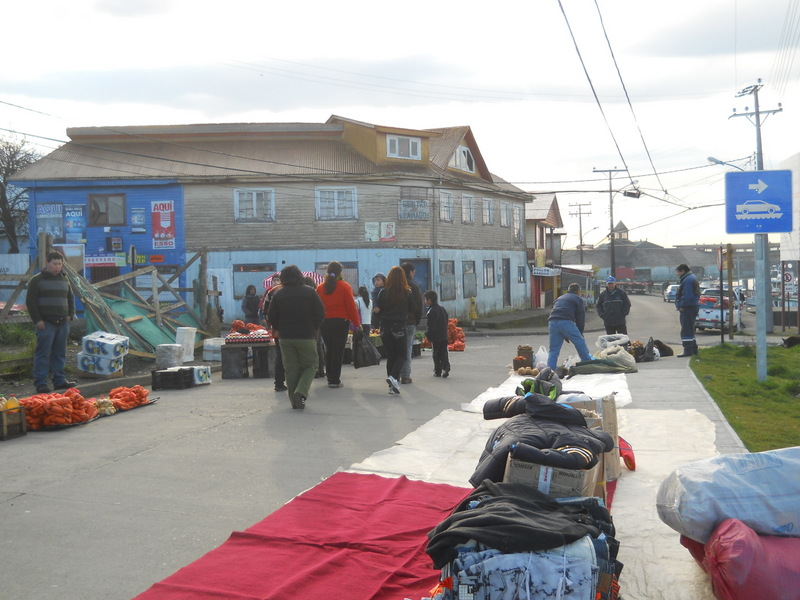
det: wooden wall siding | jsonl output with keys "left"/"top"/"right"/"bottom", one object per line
{"left": 183, "top": 183, "right": 524, "bottom": 251}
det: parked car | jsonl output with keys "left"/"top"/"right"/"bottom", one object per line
{"left": 663, "top": 284, "right": 679, "bottom": 302}
{"left": 696, "top": 301, "right": 739, "bottom": 333}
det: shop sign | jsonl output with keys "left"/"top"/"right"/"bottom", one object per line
{"left": 531, "top": 267, "right": 561, "bottom": 277}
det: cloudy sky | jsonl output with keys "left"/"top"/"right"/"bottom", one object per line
{"left": 2, "top": 0, "right": 798, "bottom": 248}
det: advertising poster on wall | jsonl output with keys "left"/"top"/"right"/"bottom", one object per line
{"left": 36, "top": 203, "right": 64, "bottom": 241}
{"left": 131, "top": 207, "right": 147, "bottom": 233}
{"left": 151, "top": 200, "right": 176, "bottom": 250}
{"left": 380, "top": 222, "right": 396, "bottom": 242}
{"left": 364, "top": 222, "right": 380, "bottom": 242}
{"left": 63, "top": 204, "right": 86, "bottom": 243}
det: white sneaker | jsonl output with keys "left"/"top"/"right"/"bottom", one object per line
{"left": 388, "top": 387, "right": 400, "bottom": 395}
{"left": 386, "top": 376, "right": 400, "bottom": 394}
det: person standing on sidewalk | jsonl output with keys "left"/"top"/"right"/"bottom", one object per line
{"left": 26, "top": 250, "right": 76, "bottom": 394}
{"left": 375, "top": 266, "right": 416, "bottom": 395}
{"left": 596, "top": 276, "right": 631, "bottom": 335}
{"left": 399, "top": 262, "right": 423, "bottom": 384}
{"left": 675, "top": 263, "right": 700, "bottom": 357}
{"left": 423, "top": 290, "right": 451, "bottom": 378}
{"left": 267, "top": 265, "right": 325, "bottom": 410}
{"left": 546, "top": 283, "right": 593, "bottom": 370}
{"left": 370, "top": 272, "right": 386, "bottom": 331}
{"left": 316, "top": 261, "right": 361, "bottom": 388}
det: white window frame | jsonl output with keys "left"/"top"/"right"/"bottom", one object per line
{"left": 461, "top": 194, "right": 474, "bottom": 224}
{"left": 315, "top": 186, "right": 357, "bottom": 220}
{"left": 482, "top": 198, "right": 494, "bottom": 225}
{"left": 500, "top": 203, "right": 511, "bottom": 227}
{"left": 483, "top": 260, "right": 496, "bottom": 288}
{"left": 387, "top": 135, "right": 422, "bottom": 160}
{"left": 234, "top": 188, "right": 275, "bottom": 222}
{"left": 439, "top": 191, "right": 454, "bottom": 222}
{"left": 513, "top": 206, "right": 523, "bottom": 241}
{"left": 449, "top": 145, "right": 475, "bottom": 173}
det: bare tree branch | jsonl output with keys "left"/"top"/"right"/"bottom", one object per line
{"left": 0, "top": 136, "right": 41, "bottom": 253}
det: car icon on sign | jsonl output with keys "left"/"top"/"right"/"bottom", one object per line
{"left": 735, "top": 199, "right": 782, "bottom": 219}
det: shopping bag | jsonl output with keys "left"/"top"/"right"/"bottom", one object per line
{"left": 352, "top": 330, "right": 381, "bottom": 368}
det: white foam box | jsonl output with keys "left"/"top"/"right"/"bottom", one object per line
{"left": 175, "top": 327, "right": 197, "bottom": 362}
{"left": 81, "top": 331, "right": 130, "bottom": 358}
{"left": 503, "top": 455, "right": 601, "bottom": 500}
{"left": 159, "top": 365, "right": 211, "bottom": 386}
{"left": 77, "top": 352, "right": 125, "bottom": 376}
{"left": 203, "top": 337, "right": 224, "bottom": 361}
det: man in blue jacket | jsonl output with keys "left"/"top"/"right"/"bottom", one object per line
{"left": 596, "top": 276, "right": 631, "bottom": 335}
{"left": 547, "top": 283, "right": 593, "bottom": 370}
{"left": 675, "top": 263, "right": 700, "bottom": 357}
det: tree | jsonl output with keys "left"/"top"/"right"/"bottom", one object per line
{"left": 0, "top": 136, "right": 41, "bottom": 254}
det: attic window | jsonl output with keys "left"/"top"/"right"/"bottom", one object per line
{"left": 387, "top": 135, "right": 421, "bottom": 160}
{"left": 449, "top": 145, "right": 475, "bottom": 173}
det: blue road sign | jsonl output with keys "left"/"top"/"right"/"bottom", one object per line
{"left": 726, "top": 170, "right": 793, "bottom": 234}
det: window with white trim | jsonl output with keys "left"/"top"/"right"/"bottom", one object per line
{"left": 483, "top": 260, "right": 495, "bottom": 288}
{"left": 513, "top": 206, "right": 523, "bottom": 241}
{"left": 500, "top": 203, "right": 511, "bottom": 227}
{"left": 387, "top": 135, "right": 421, "bottom": 160}
{"left": 461, "top": 195, "right": 474, "bottom": 224}
{"left": 463, "top": 261, "right": 477, "bottom": 298}
{"left": 439, "top": 191, "right": 453, "bottom": 222}
{"left": 234, "top": 188, "right": 275, "bottom": 222}
{"left": 449, "top": 145, "right": 475, "bottom": 173}
{"left": 518, "top": 265, "right": 527, "bottom": 283}
{"left": 316, "top": 187, "right": 357, "bottom": 220}
{"left": 482, "top": 198, "right": 494, "bottom": 225}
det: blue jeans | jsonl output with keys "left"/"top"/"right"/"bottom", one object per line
{"left": 34, "top": 321, "right": 70, "bottom": 387}
{"left": 547, "top": 319, "right": 592, "bottom": 370}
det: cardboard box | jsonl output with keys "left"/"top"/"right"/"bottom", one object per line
{"left": 81, "top": 331, "right": 129, "bottom": 358}
{"left": 187, "top": 365, "right": 211, "bottom": 385}
{"left": 77, "top": 352, "right": 124, "bottom": 376}
{"left": 559, "top": 394, "right": 622, "bottom": 481}
{"left": 503, "top": 455, "right": 601, "bottom": 499}
{"left": 1, "top": 406, "right": 27, "bottom": 441}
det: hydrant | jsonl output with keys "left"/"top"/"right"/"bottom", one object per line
{"left": 469, "top": 296, "right": 478, "bottom": 321}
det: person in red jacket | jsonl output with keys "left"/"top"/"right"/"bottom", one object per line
{"left": 316, "top": 261, "right": 361, "bottom": 388}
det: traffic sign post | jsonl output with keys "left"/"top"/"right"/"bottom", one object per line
{"left": 726, "top": 170, "right": 793, "bottom": 381}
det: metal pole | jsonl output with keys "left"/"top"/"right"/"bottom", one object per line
{"left": 609, "top": 172, "right": 615, "bottom": 278}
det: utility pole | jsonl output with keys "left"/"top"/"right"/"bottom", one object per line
{"left": 593, "top": 168, "right": 626, "bottom": 278}
{"left": 569, "top": 202, "right": 592, "bottom": 263}
{"left": 730, "top": 79, "right": 782, "bottom": 381}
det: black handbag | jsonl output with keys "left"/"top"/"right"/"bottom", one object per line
{"left": 352, "top": 330, "right": 381, "bottom": 368}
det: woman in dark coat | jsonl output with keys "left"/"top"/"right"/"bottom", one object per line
{"left": 375, "top": 266, "right": 415, "bottom": 395}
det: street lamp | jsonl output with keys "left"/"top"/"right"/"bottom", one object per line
{"left": 707, "top": 156, "right": 745, "bottom": 171}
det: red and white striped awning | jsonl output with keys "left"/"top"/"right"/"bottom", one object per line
{"left": 263, "top": 271, "right": 325, "bottom": 290}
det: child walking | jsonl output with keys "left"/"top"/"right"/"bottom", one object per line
{"left": 423, "top": 290, "right": 451, "bottom": 378}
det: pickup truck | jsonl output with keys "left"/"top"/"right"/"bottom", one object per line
{"left": 695, "top": 296, "right": 739, "bottom": 333}
{"left": 617, "top": 279, "right": 648, "bottom": 295}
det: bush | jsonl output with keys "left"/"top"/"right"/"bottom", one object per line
{"left": 0, "top": 322, "right": 36, "bottom": 347}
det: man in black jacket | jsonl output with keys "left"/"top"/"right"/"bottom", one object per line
{"left": 596, "top": 276, "right": 631, "bottom": 335}
{"left": 267, "top": 265, "right": 325, "bottom": 410}
{"left": 27, "top": 251, "right": 76, "bottom": 394}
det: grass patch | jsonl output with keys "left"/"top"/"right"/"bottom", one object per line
{"left": 0, "top": 323, "right": 36, "bottom": 355}
{"left": 691, "top": 344, "right": 800, "bottom": 452}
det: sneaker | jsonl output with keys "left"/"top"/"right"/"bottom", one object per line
{"left": 388, "top": 387, "right": 400, "bottom": 395}
{"left": 290, "top": 392, "right": 306, "bottom": 410}
{"left": 400, "top": 377, "right": 412, "bottom": 384}
{"left": 274, "top": 384, "right": 288, "bottom": 392}
{"left": 53, "top": 380, "right": 77, "bottom": 390}
{"left": 328, "top": 382, "right": 344, "bottom": 388}
{"left": 36, "top": 384, "right": 52, "bottom": 394}
{"left": 442, "top": 371, "right": 449, "bottom": 378}
{"left": 386, "top": 376, "right": 400, "bottom": 394}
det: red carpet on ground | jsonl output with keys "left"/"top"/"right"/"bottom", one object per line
{"left": 133, "top": 472, "right": 471, "bottom": 600}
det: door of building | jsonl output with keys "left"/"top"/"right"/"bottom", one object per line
{"left": 502, "top": 258, "right": 511, "bottom": 306}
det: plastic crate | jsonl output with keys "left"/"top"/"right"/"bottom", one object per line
{"left": 151, "top": 368, "right": 195, "bottom": 390}
{"left": 252, "top": 346, "right": 271, "bottom": 379}
{"left": 221, "top": 346, "right": 249, "bottom": 379}
{"left": 1, "top": 406, "right": 27, "bottom": 441}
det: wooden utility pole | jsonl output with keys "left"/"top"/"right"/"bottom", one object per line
{"left": 569, "top": 203, "right": 592, "bottom": 263}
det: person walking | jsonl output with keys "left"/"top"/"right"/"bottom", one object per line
{"left": 423, "top": 290, "right": 451, "bottom": 378}
{"left": 375, "top": 266, "right": 416, "bottom": 395}
{"left": 370, "top": 272, "right": 386, "bottom": 331}
{"left": 26, "top": 250, "right": 76, "bottom": 394}
{"left": 355, "top": 285, "right": 372, "bottom": 336}
{"left": 267, "top": 265, "right": 325, "bottom": 410}
{"left": 316, "top": 261, "right": 361, "bottom": 388}
{"left": 241, "top": 284, "right": 260, "bottom": 325}
{"left": 399, "top": 262, "right": 423, "bottom": 384}
{"left": 260, "top": 278, "right": 287, "bottom": 392}
{"left": 596, "top": 276, "right": 631, "bottom": 335}
{"left": 546, "top": 283, "right": 593, "bottom": 370}
{"left": 675, "top": 263, "right": 701, "bottom": 357}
